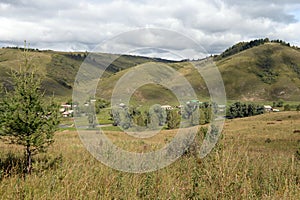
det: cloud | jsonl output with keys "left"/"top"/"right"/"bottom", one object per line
{"left": 0, "top": 0, "right": 299, "bottom": 58}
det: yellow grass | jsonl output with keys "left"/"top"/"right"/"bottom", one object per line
{"left": 0, "top": 112, "right": 300, "bottom": 199}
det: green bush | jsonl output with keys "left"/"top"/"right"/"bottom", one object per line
{"left": 284, "top": 104, "right": 291, "bottom": 111}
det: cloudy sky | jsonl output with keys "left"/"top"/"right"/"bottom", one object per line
{"left": 0, "top": 0, "right": 299, "bottom": 59}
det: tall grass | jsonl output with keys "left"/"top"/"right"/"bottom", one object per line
{"left": 0, "top": 112, "right": 300, "bottom": 199}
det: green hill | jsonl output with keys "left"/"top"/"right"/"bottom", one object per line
{"left": 1, "top": 41, "right": 300, "bottom": 103}
{"left": 96, "top": 42, "right": 300, "bottom": 103}
{"left": 0, "top": 47, "right": 158, "bottom": 99}
{"left": 217, "top": 42, "right": 300, "bottom": 101}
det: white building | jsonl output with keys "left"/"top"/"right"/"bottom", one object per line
{"left": 264, "top": 105, "right": 272, "bottom": 112}
{"left": 161, "top": 105, "right": 173, "bottom": 110}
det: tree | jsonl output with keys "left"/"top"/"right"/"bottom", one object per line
{"left": 0, "top": 49, "right": 60, "bottom": 174}
{"left": 148, "top": 105, "right": 166, "bottom": 129}
{"left": 111, "top": 106, "right": 132, "bottom": 129}
{"left": 183, "top": 101, "right": 200, "bottom": 126}
{"left": 135, "top": 113, "right": 146, "bottom": 127}
{"left": 227, "top": 102, "right": 264, "bottom": 119}
{"left": 276, "top": 100, "right": 284, "bottom": 107}
{"left": 95, "top": 98, "right": 110, "bottom": 114}
{"left": 87, "top": 103, "right": 97, "bottom": 128}
{"left": 297, "top": 104, "right": 300, "bottom": 112}
{"left": 203, "top": 108, "right": 211, "bottom": 123}
{"left": 284, "top": 104, "right": 291, "bottom": 111}
{"left": 247, "top": 103, "right": 256, "bottom": 116}
{"left": 166, "top": 110, "right": 180, "bottom": 129}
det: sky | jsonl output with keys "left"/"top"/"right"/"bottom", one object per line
{"left": 0, "top": 0, "right": 300, "bottom": 59}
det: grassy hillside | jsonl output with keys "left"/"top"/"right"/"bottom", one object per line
{"left": 96, "top": 42, "right": 300, "bottom": 103}
{"left": 217, "top": 43, "right": 300, "bottom": 101}
{"left": 1, "top": 42, "right": 300, "bottom": 103}
{"left": 0, "top": 48, "right": 157, "bottom": 99}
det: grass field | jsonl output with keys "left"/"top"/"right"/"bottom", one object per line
{"left": 1, "top": 111, "right": 300, "bottom": 199}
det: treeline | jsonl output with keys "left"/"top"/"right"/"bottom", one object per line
{"left": 226, "top": 102, "right": 264, "bottom": 119}
{"left": 110, "top": 102, "right": 214, "bottom": 130}
{"left": 64, "top": 53, "right": 88, "bottom": 60}
{"left": 89, "top": 101, "right": 299, "bottom": 129}
{"left": 110, "top": 101, "right": 267, "bottom": 130}
{"left": 2, "top": 46, "right": 51, "bottom": 52}
{"left": 216, "top": 38, "right": 297, "bottom": 60}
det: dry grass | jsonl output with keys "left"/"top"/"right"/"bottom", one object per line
{"left": 0, "top": 112, "right": 300, "bottom": 199}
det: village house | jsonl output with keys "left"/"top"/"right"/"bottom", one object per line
{"left": 60, "top": 104, "right": 74, "bottom": 117}
{"left": 264, "top": 105, "right": 272, "bottom": 112}
{"left": 161, "top": 105, "right": 173, "bottom": 110}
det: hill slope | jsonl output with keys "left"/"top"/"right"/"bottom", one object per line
{"left": 0, "top": 48, "right": 158, "bottom": 98}
{"left": 96, "top": 43, "right": 300, "bottom": 102}
{"left": 217, "top": 43, "right": 300, "bottom": 101}
{"left": 1, "top": 42, "right": 300, "bottom": 102}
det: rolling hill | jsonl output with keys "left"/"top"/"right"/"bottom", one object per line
{"left": 0, "top": 41, "right": 300, "bottom": 103}
{"left": 0, "top": 47, "right": 158, "bottom": 98}
{"left": 216, "top": 42, "right": 300, "bottom": 101}
{"left": 96, "top": 42, "right": 300, "bottom": 103}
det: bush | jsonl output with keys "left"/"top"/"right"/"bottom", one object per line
{"left": 227, "top": 102, "right": 264, "bottom": 119}
{"left": 284, "top": 104, "right": 291, "bottom": 111}
{"left": 296, "top": 104, "right": 300, "bottom": 112}
{"left": 166, "top": 110, "right": 180, "bottom": 129}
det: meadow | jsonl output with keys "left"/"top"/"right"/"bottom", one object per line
{"left": 0, "top": 111, "right": 300, "bottom": 199}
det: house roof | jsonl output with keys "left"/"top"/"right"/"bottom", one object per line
{"left": 264, "top": 105, "right": 272, "bottom": 109}
{"left": 161, "top": 105, "right": 172, "bottom": 108}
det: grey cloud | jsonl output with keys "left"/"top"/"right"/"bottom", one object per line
{"left": 223, "top": 0, "right": 299, "bottom": 23}
{"left": 0, "top": 0, "right": 299, "bottom": 59}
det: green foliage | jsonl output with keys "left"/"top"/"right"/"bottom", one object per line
{"left": 111, "top": 105, "right": 167, "bottom": 130}
{"left": 217, "top": 38, "right": 270, "bottom": 59}
{"left": 166, "top": 109, "right": 180, "bottom": 129}
{"left": 255, "top": 48, "right": 279, "bottom": 84}
{"left": 148, "top": 105, "right": 166, "bottom": 129}
{"left": 273, "top": 100, "right": 284, "bottom": 108}
{"left": 296, "top": 104, "right": 300, "bottom": 111}
{"left": 135, "top": 114, "right": 146, "bottom": 127}
{"left": 111, "top": 106, "right": 132, "bottom": 129}
{"left": 0, "top": 50, "right": 60, "bottom": 174}
{"left": 203, "top": 107, "right": 211, "bottom": 124}
{"left": 216, "top": 38, "right": 294, "bottom": 60}
{"left": 95, "top": 98, "right": 110, "bottom": 114}
{"left": 87, "top": 105, "right": 97, "bottom": 129}
{"left": 128, "top": 107, "right": 146, "bottom": 127}
{"left": 284, "top": 104, "right": 291, "bottom": 111}
{"left": 227, "top": 102, "right": 264, "bottom": 119}
{"left": 282, "top": 54, "right": 300, "bottom": 78}
{"left": 182, "top": 101, "right": 200, "bottom": 126}
{"left": 271, "top": 39, "right": 291, "bottom": 47}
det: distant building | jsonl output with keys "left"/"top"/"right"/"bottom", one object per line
{"left": 264, "top": 105, "right": 272, "bottom": 112}
{"left": 161, "top": 105, "right": 173, "bottom": 110}
{"left": 217, "top": 105, "right": 226, "bottom": 112}
{"left": 60, "top": 104, "right": 73, "bottom": 117}
{"left": 176, "top": 105, "right": 184, "bottom": 109}
{"left": 187, "top": 100, "right": 201, "bottom": 104}
{"left": 119, "top": 103, "right": 126, "bottom": 108}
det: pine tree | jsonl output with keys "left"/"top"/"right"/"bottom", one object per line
{"left": 0, "top": 47, "right": 60, "bottom": 174}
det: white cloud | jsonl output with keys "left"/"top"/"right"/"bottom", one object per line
{"left": 0, "top": 0, "right": 299, "bottom": 59}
